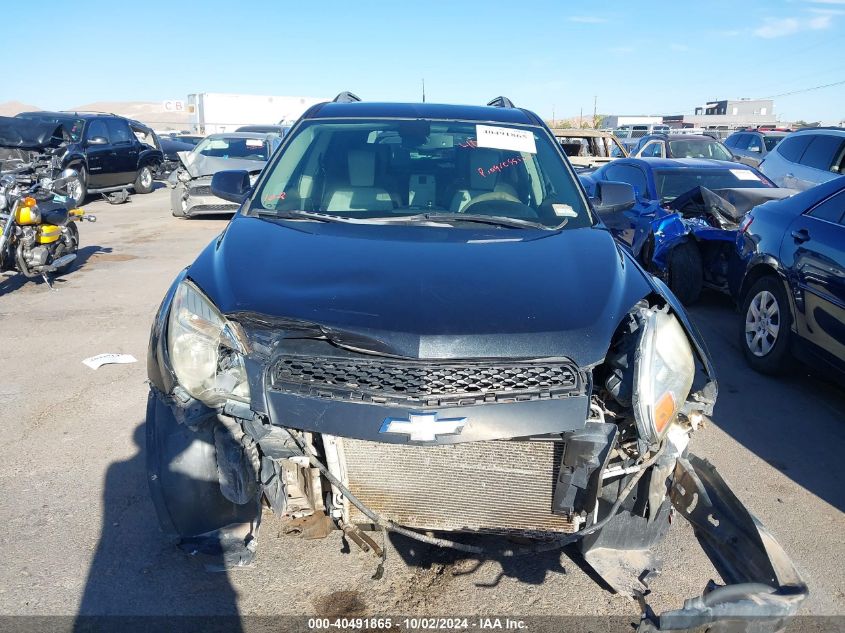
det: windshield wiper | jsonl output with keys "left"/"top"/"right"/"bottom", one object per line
{"left": 253, "top": 209, "right": 358, "bottom": 223}
{"left": 382, "top": 212, "right": 551, "bottom": 230}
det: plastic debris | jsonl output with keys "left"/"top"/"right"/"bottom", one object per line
{"left": 82, "top": 353, "right": 137, "bottom": 370}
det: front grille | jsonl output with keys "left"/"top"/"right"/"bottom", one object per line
{"left": 341, "top": 438, "right": 579, "bottom": 535}
{"left": 271, "top": 355, "right": 582, "bottom": 407}
{"left": 188, "top": 184, "right": 213, "bottom": 196}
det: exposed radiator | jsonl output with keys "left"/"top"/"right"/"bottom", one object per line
{"left": 340, "top": 438, "right": 579, "bottom": 536}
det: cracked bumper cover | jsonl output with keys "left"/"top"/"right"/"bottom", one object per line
{"left": 642, "top": 454, "right": 808, "bottom": 631}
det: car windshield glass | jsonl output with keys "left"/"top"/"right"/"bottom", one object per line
{"left": 250, "top": 119, "right": 592, "bottom": 230}
{"left": 655, "top": 168, "right": 771, "bottom": 202}
{"left": 15, "top": 114, "right": 85, "bottom": 142}
{"left": 192, "top": 136, "right": 268, "bottom": 160}
{"left": 763, "top": 136, "right": 784, "bottom": 151}
{"left": 668, "top": 140, "right": 732, "bottom": 160}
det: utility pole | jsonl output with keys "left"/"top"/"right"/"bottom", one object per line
{"left": 422, "top": 79, "right": 426, "bottom": 103}
{"left": 552, "top": 104, "right": 556, "bottom": 127}
{"left": 593, "top": 95, "right": 597, "bottom": 128}
{"left": 580, "top": 106, "right": 583, "bottom": 128}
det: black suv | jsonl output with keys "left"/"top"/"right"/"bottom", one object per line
{"left": 15, "top": 111, "right": 163, "bottom": 201}
{"left": 144, "top": 93, "right": 805, "bottom": 628}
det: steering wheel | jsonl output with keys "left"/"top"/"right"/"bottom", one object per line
{"left": 460, "top": 191, "right": 521, "bottom": 214}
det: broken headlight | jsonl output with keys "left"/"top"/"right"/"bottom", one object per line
{"left": 167, "top": 280, "right": 250, "bottom": 406}
{"left": 177, "top": 170, "right": 191, "bottom": 183}
{"left": 632, "top": 310, "right": 694, "bottom": 445}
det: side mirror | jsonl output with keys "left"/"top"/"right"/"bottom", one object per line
{"left": 593, "top": 180, "right": 636, "bottom": 214}
{"left": 87, "top": 136, "right": 108, "bottom": 146}
{"left": 211, "top": 170, "right": 252, "bottom": 204}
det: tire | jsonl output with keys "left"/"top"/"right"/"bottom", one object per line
{"left": 170, "top": 183, "right": 188, "bottom": 217}
{"left": 740, "top": 275, "right": 792, "bottom": 374}
{"left": 70, "top": 166, "right": 87, "bottom": 205}
{"left": 134, "top": 164, "right": 154, "bottom": 194}
{"left": 667, "top": 241, "right": 703, "bottom": 305}
{"left": 53, "top": 223, "right": 79, "bottom": 275}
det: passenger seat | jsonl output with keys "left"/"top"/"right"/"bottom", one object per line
{"left": 324, "top": 149, "right": 395, "bottom": 212}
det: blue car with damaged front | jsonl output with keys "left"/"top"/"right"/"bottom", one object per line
{"left": 582, "top": 158, "right": 796, "bottom": 304}
{"left": 144, "top": 95, "right": 806, "bottom": 631}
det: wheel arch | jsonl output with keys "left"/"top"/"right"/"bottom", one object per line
{"left": 739, "top": 258, "right": 798, "bottom": 333}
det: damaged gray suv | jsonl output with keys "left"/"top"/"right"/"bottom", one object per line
{"left": 145, "top": 94, "right": 806, "bottom": 630}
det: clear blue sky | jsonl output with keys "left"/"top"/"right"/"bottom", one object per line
{"left": 2, "top": 0, "right": 843, "bottom": 122}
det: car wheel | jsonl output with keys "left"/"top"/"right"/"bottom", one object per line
{"left": 667, "top": 241, "right": 703, "bottom": 305}
{"left": 740, "top": 275, "right": 792, "bottom": 374}
{"left": 70, "top": 166, "right": 87, "bottom": 205}
{"left": 134, "top": 164, "right": 155, "bottom": 194}
{"left": 170, "top": 183, "right": 188, "bottom": 217}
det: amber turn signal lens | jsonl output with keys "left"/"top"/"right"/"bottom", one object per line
{"left": 653, "top": 392, "right": 677, "bottom": 435}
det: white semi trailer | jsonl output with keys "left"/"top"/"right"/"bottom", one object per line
{"left": 187, "top": 93, "right": 326, "bottom": 134}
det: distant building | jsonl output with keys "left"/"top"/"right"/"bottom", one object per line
{"left": 600, "top": 114, "right": 663, "bottom": 129}
{"left": 604, "top": 98, "right": 780, "bottom": 132}
{"left": 671, "top": 98, "right": 777, "bottom": 130}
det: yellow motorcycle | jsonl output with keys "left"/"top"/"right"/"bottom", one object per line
{"left": 0, "top": 168, "right": 95, "bottom": 288}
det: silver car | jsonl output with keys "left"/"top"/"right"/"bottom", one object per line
{"left": 758, "top": 128, "right": 845, "bottom": 190}
{"left": 168, "top": 132, "right": 282, "bottom": 217}
{"left": 724, "top": 130, "right": 788, "bottom": 167}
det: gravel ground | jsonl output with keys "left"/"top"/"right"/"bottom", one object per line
{"left": 0, "top": 186, "right": 843, "bottom": 625}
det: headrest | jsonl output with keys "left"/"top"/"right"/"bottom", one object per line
{"left": 469, "top": 149, "right": 502, "bottom": 190}
{"left": 348, "top": 149, "right": 376, "bottom": 187}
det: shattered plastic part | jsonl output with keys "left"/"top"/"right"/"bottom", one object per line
{"left": 639, "top": 454, "right": 808, "bottom": 631}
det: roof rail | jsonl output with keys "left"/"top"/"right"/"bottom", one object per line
{"left": 332, "top": 91, "right": 361, "bottom": 104}
{"left": 59, "top": 110, "right": 117, "bottom": 116}
{"left": 487, "top": 96, "right": 515, "bottom": 108}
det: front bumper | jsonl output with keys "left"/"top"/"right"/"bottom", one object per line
{"left": 639, "top": 454, "right": 808, "bottom": 631}
{"left": 174, "top": 176, "right": 240, "bottom": 215}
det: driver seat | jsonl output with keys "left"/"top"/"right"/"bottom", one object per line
{"left": 450, "top": 149, "right": 518, "bottom": 212}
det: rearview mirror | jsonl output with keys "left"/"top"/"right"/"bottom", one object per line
{"left": 593, "top": 180, "right": 636, "bottom": 214}
{"left": 87, "top": 136, "right": 108, "bottom": 146}
{"left": 211, "top": 170, "right": 252, "bottom": 204}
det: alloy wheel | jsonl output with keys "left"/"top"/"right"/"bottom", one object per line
{"left": 745, "top": 289, "right": 780, "bottom": 357}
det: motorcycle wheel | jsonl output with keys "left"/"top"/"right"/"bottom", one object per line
{"left": 53, "top": 223, "right": 79, "bottom": 274}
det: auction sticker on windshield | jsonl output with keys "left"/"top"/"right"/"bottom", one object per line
{"left": 730, "top": 169, "right": 761, "bottom": 181}
{"left": 476, "top": 125, "right": 537, "bottom": 154}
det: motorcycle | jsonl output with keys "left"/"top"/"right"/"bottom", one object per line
{"left": 0, "top": 168, "right": 96, "bottom": 288}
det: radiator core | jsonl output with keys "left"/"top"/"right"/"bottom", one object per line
{"left": 340, "top": 438, "right": 578, "bottom": 536}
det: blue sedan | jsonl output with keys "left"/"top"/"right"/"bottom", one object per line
{"left": 734, "top": 175, "right": 845, "bottom": 375}
{"left": 582, "top": 157, "right": 793, "bottom": 304}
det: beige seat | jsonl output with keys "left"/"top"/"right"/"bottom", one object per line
{"left": 450, "top": 149, "right": 519, "bottom": 212}
{"left": 324, "top": 149, "right": 395, "bottom": 212}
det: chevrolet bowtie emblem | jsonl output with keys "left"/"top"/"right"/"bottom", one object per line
{"left": 379, "top": 412, "right": 468, "bottom": 442}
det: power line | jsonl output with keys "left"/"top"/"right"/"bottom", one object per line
{"left": 759, "top": 78, "right": 845, "bottom": 99}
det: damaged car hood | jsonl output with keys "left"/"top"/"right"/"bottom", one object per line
{"left": 177, "top": 150, "right": 266, "bottom": 178}
{"left": 185, "top": 216, "right": 654, "bottom": 366}
{"left": 0, "top": 115, "right": 66, "bottom": 149}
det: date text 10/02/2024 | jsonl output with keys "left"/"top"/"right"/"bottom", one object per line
{"left": 307, "top": 617, "right": 527, "bottom": 630}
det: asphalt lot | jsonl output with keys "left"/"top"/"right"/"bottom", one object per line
{"left": 0, "top": 186, "right": 843, "bottom": 622}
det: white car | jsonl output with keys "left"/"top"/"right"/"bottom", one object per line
{"left": 758, "top": 128, "right": 845, "bottom": 191}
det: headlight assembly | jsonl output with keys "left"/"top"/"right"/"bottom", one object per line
{"left": 167, "top": 280, "right": 250, "bottom": 406}
{"left": 632, "top": 309, "right": 695, "bottom": 445}
{"left": 177, "top": 170, "right": 192, "bottom": 183}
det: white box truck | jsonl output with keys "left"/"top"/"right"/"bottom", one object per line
{"left": 187, "top": 93, "right": 327, "bottom": 134}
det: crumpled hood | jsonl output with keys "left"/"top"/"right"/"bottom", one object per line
{"left": 177, "top": 150, "right": 267, "bottom": 178}
{"left": 186, "top": 215, "right": 653, "bottom": 367}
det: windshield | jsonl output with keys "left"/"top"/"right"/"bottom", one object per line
{"left": 192, "top": 135, "right": 269, "bottom": 161}
{"left": 668, "top": 139, "right": 732, "bottom": 160}
{"left": 251, "top": 119, "right": 591, "bottom": 230}
{"left": 655, "top": 168, "right": 772, "bottom": 202}
{"left": 15, "top": 113, "right": 85, "bottom": 142}
{"left": 764, "top": 135, "right": 785, "bottom": 151}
